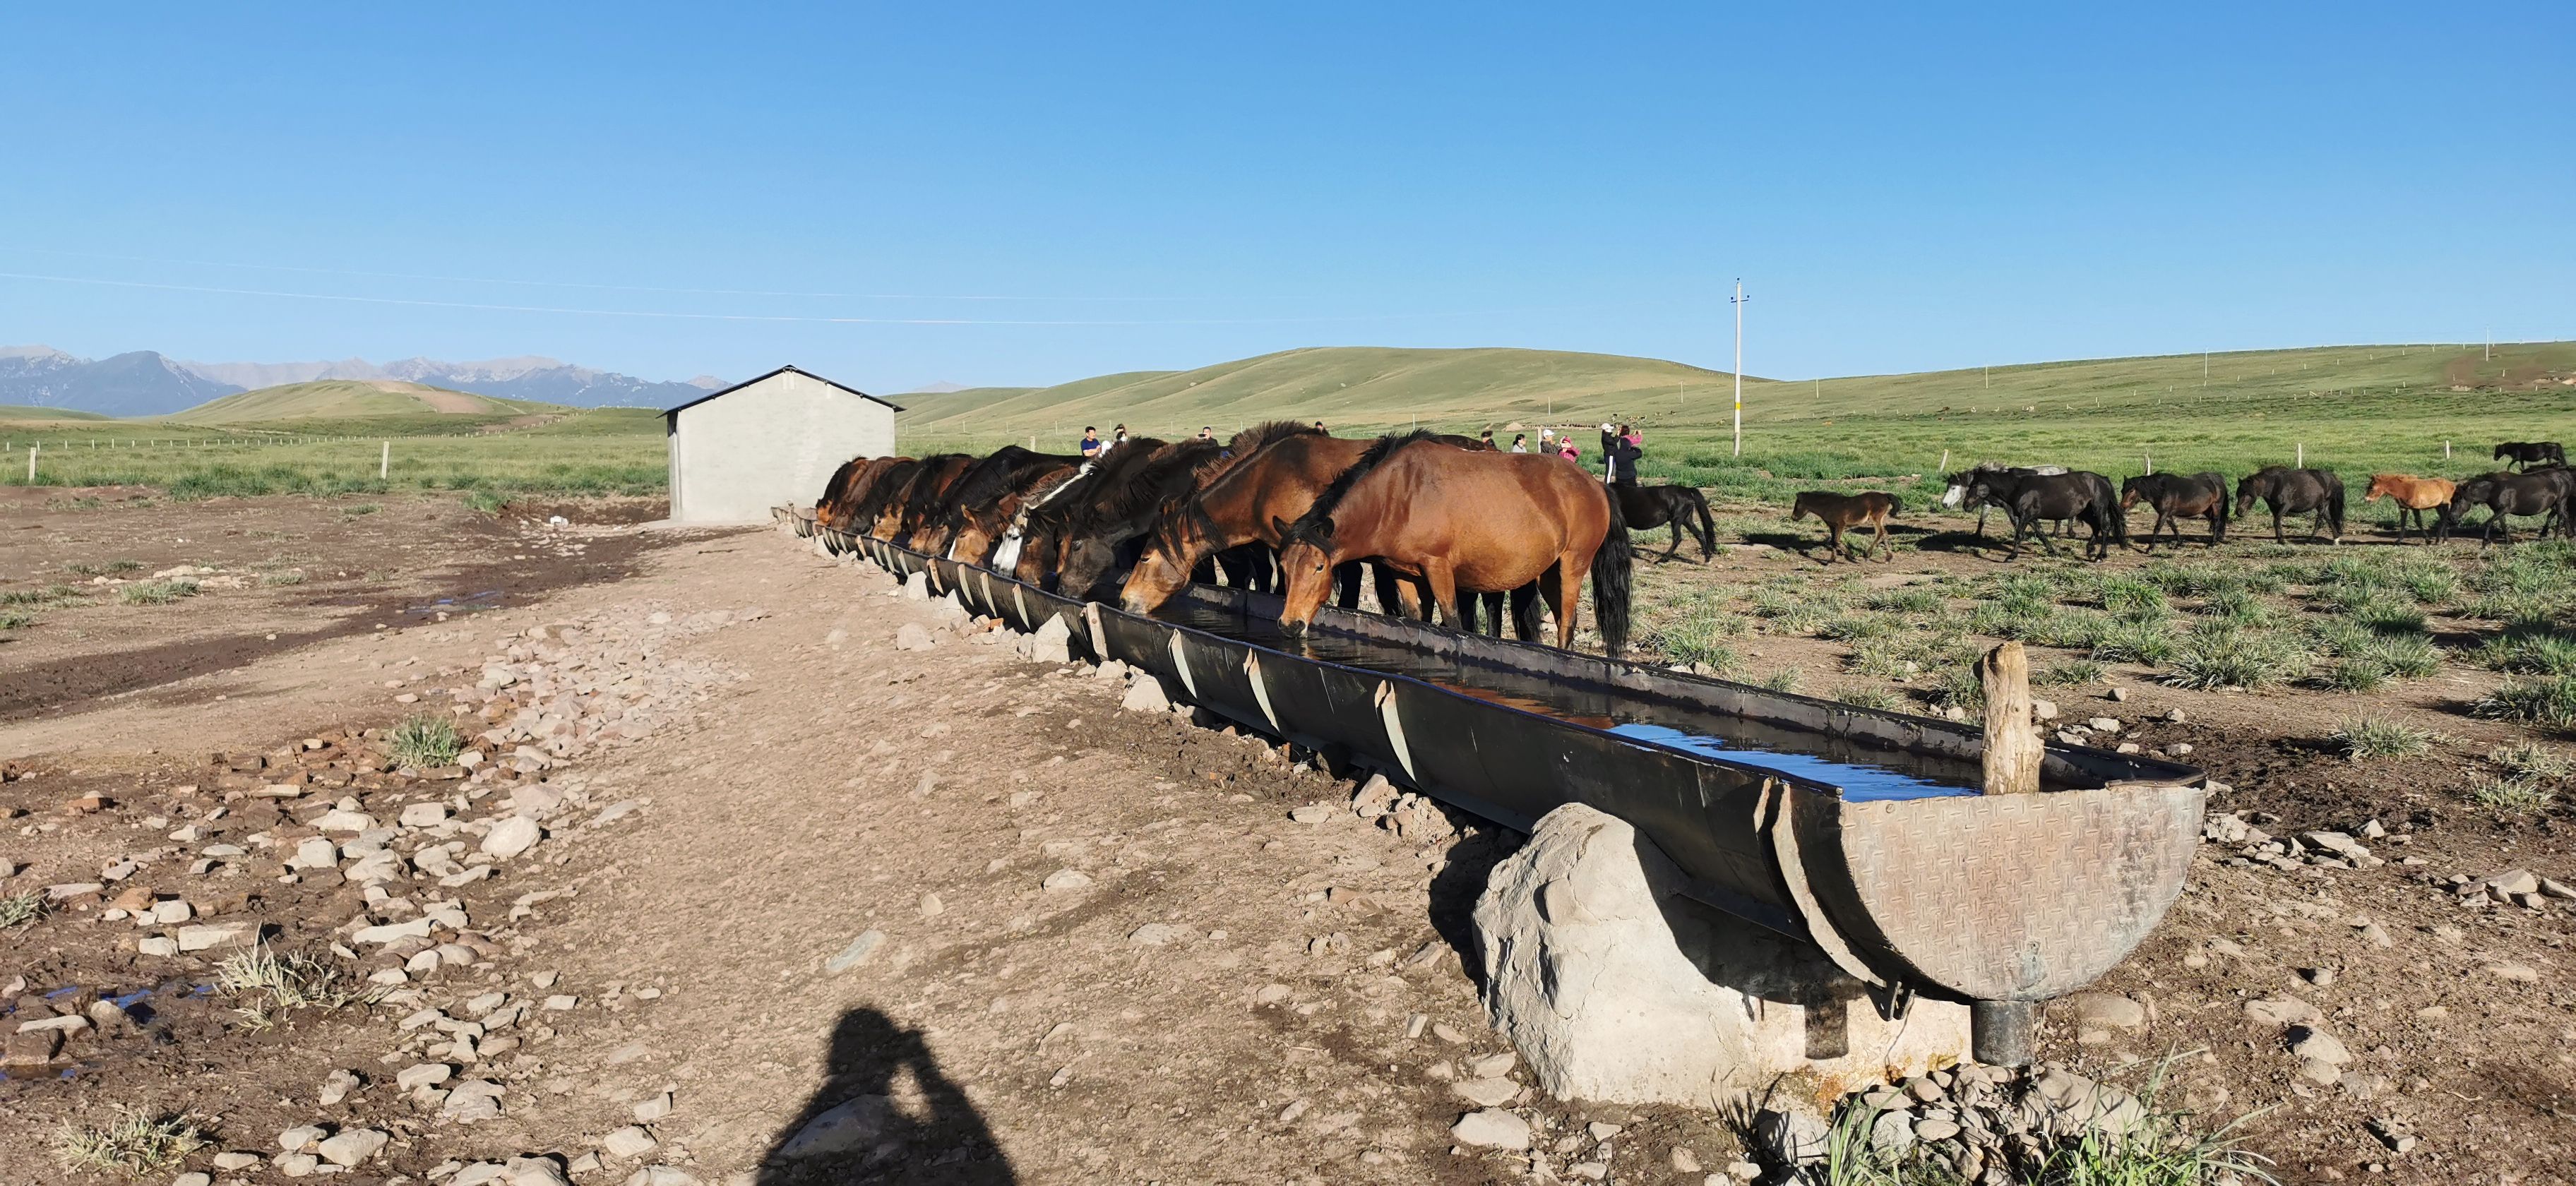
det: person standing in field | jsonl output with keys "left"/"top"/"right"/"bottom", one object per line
{"left": 1479, "top": 429, "right": 1496, "bottom": 449}
{"left": 1557, "top": 436, "right": 1580, "bottom": 464}
{"left": 1539, "top": 426, "right": 1556, "bottom": 451}
{"left": 1079, "top": 426, "right": 1102, "bottom": 458}
{"left": 1198, "top": 426, "right": 1215, "bottom": 441}
{"left": 1607, "top": 424, "right": 1642, "bottom": 484}
{"left": 1510, "top": 433, "right": 1528, "bottom": 453}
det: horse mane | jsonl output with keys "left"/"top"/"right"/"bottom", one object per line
{"left": 1225, "top": 419, "right": 1323, "bottom": 459}
{"left": 1287, "top": 429, "right": 1442, "bottom": 542}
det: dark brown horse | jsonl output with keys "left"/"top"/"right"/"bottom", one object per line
{"left": 816, "top": 455, "right": 907, "bottom": 535}
{"left": 1962, "top": 469, "right": 2125, "bottom": 560}
{"left": 2234, "top": 467, "right": 2344, "bottom": 544}
{"left": 871, "top": 454, "right": 972, "bottom": 541}
{"left": 2445, "top": 469, "right": 2576, "bottom": 543}
{"left": 1271, "top": 431, "right": 1631, "bottom": 654}
{"left": 2493, "top": 441, "right": 2566, "bottom": 471}
{"left": 2119, "top": 472, "right": 2230, "bottom": 550}
{"left": 910, "top": 446, "right": 1083, "bottom": 559}
{"left": 1612, "top": 479, "right": 1717, "bottom": 562}
{"left": 1790, "top": 491, "right": 1901, "bottom": 562}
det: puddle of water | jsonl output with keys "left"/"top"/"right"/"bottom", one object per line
{"left": 1155, "top": 601, "right": 1985, "bottom": 801}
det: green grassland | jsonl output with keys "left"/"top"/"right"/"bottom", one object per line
{"left": 1, "top": 407, "right": 664, "bottom": 498}
{"left": 0, "top": 405, "right": 112, "bottom": 422}
{"left": 167, "top": 379, "right": 563, "bottom": 423}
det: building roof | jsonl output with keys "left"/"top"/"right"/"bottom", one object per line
{"left": 662, "top": 365, "right": 906, "bottom": 417}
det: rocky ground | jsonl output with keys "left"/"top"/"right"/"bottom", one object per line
{"left": 1, "top": 494, "right": 2571, "bottom": 1186}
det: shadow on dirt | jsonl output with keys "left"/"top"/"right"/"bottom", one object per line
{"left": 756, "top": 1007, "right": 1016, "bottom": 1185}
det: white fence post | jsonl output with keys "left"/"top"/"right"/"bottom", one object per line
{"left": 381, "top": 441, "right": 390, "bottom": 480}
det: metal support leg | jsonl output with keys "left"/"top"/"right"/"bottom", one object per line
{"left": 1971, "top": 1000, "right": 2034, "bottom": 1067}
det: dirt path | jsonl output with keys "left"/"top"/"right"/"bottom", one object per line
{"left": 4, "top": 498, "right": 2572, "bottom": 1185}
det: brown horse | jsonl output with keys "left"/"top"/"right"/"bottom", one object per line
{"left": 2363, "top": 474, "right": 2456, "bottom": 544}
{"left": 944, "top": 456, "right": 1082, "bottom": 564}
{"left": 1271, "top": 431, "right": 1632, "bottom": 654}
{"left": 816, "top": 455, "right": 907, "bottom": 534}
{"left": 1789, "top": 491, "right": 1901, "bottom": 562}
{"left": 871, "top": 454, "right": 972, "bottom": 541}
{"left": 2119, "top": 472, "right": 2230, "bottom": 551}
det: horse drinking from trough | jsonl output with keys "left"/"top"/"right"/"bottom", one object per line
{"left": 2119, "top": 472, "right": 2230, "bottom": 550}
{"left": 2361, "top": 474, "right": 2455, "bottom": 545}
{"left": 2234, "top": 467, "right": 2344, "bottom": 544}
{"left": 1961, "top": 469, "right": 2125, "bottom": 560}
{"left": 1270, "top": 431, "right": 1633, "bottom": 654}
{"left": 1789, "top": 491, "right": 1901, "bottom": 563}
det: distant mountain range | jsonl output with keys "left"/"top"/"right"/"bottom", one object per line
{"left": 0, "top": 345, "right": 722, "bottom": 417}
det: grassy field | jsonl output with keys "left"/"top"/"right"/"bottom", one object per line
{"left": 167, "top": 379, "right": 562, "bottom": 424}
{"left": 6, "top": 340, "right": 2570, "bottom": 504}
{"left": 0, "top": 407, "right": 665, "bottom": 498}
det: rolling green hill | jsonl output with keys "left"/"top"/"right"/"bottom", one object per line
{"left": 899, "top": 342, "right": 2576, "bottom": 447}
{"left": 166, "top": 379, "right": 566, "bottom": 424}
{"left": 0, "top": 405, "right": 112, "bottom": 422}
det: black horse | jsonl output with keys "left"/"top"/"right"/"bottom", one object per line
{"left": 2445, "top": 469, "right": 2576, "bottom": 544}
{"left": 1612, "top": 479, "right": 1718, "bottom": 562}
{"left": 1944, "top": 464, "right": 2072, "bottom": 537}
{"left": 2234, "top": 467, "right": 2345, "bottom": 544}
{"left": 2493, "top": 441, "right": 2567, "bottom": 471}
{"left": 1963, "top": 469, "right": 2125, "bottom": 560}
{"left": 2119, "top": 472, "right": 2230, "bottom": 550}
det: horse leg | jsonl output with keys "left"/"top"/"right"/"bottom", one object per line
{"left": 1662, "top": 522, "right": 1683, "bottom": 563}
{"left": 1552, "top": 556, "right": 1589, "bottom": 649}
{"left": 2271, "top": 506, "right": 2285, "bottom": 544}
{"left": 1509, "top": 583, "right": 1542, "bottom": 641}
{"left": 1479, "top": 590, "right": 1505, "bottom": 637}
{"left": 1822, "top": 523, "right": 1842, "bottom": 563}
{"left": 1871, "top": 513, "right": 1892, "bottom": 561}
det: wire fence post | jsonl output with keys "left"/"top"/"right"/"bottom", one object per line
{"left": 381, "top": 441, "right": 390, "bottom": 480}
{"left": 2296, "top": 443, "right": 2304, "bottom": 467}
{"left": 26, "top": 444, "right": 36, "bottom": 483}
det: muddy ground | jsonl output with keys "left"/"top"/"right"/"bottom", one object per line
{"left": 1, "top": 493, "right": 2570, "bottom": 1186}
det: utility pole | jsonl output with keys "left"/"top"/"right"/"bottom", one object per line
{"left": 2202, "top": 352, "right": 2209, "bottom": 386}
{"left": 1731, "top": 278, "right": 1749, "bottom": 457}
{"left": 2486, "top": 328, "right": 2492, "bottom": 361}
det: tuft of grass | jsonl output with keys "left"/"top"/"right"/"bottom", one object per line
{"left": 2354, "top": 594, "right": 2428, "bottom": 635}
{"left": 2331, "top": 716, "right": 2435, "bottom": 760}
{"left": 2471, "top": 628, "right": 2576, "bottom": 676}
{"left": 2039, "top": 659, "right": 2109, "bottom": 686}
{"left": 63, "top": 559, "right": 141, "bottom": 577}
{"left": 1755, "top": 668, "right": 1801, "bottom": 693}
{"left": 2163, "top": 625, "right": 2309, "bottom": 690}
{"left": 2475, "top": 674, "right": 2576, "bottom": 730}
{"left": 261, "top": 569, "right": 308, "bottom": 587}
{"left": 1820, "top": 614, "right": 1895, "bottom": 642}
{"left": 1, "top": 889, "right": 48, "bottom": 928}
{"left": 55, "top": 1110, "right": 208, "bottom": 1177}
{"left": 118, "top": 579, "right": 199, "bottom": 606}
{"left": 2197, "top": 586, "right": 2275, "bottom": 628}
{"left": 215, "top": 946, "right": 376, "bottom": 1027}
{"left": 463, "top": 489, "right": 511, "bottom": 513}
{"left": 343, "top": 502, "right": 381, "bottom": 515}
{"left": 2315, "top": 659, "right": 2388, "bottom": 693}
{"left": 1862, "top": 587, "right": 1944, "bottom": 616}
{"left": 2489, "top": 741, "right": 2573, "bottom": 781}
{"left": 2091, "top": 617, "right": 2177, "bottom": 666}
{"left": 1, "top": 583, "right": 86, "bottom": 607}
{"left": 1930, "top": 666, "right": 1987, "bottom": 712}
{"left": 2468, "top": 776, "right": 2556, "bottom": 816}
{"left": 1832, "top": 685, "right": 1903, "bottom": 712}
{"left": 0, "top": 609, "right": 34, "bottom": 630}
{"left": 386, "top": 712, "right": 465, "bottom": 769}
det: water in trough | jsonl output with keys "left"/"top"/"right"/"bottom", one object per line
{"left": 1152, "top": 601, "right": 1983, "bottom": 803}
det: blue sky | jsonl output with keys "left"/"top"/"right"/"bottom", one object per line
{"left": 3, "top": 4, "right": 2568, "bottom": 392}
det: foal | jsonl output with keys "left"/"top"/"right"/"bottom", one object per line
{"left": 2362, "top": 474, "right": 2455, "bottom": 544}
{"left": 1791, "top": 491, "right": 1901, "bottom": 562}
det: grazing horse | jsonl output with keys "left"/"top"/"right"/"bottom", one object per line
{"left": 1789, "top": 491, "right": 1901, "bottom": 562}
{"left": 1013, "top": 438, "right": 1196, "bottom": 591}
{"left": 1612, "top": 479, "right": 1717, "bottom": 562}
{"left": 946, "top": 457, "right": 1082, "bottom": 565}
{"left": 2234, "top": 467, "right": 2345, "bottom": 544}
{"left": 1962, "top": 469, "right": 2125, "bottom": 560}
{"left": 2120, "top": 472, "right": 2230, "bottom": 550}
{"left": 2493, "top": 441, "right": 2566, "bottom": 471}
{"left": 1272, "top": 431, "right": 1632, "bottom": 654}
{"left": 2362, "top": 474, "right": 2456, "bottom": 544}
{"left": 815, "top": 455, "right": 907, "bottom": 536}
{"left": 873, "top": 454, "right": 974, "bottom": 541}
{"left": 911, "top": 446, "right": 1084, "bottom": 559}
{"left": 2445, "top": 469, "right": 2576, "bottom": 544}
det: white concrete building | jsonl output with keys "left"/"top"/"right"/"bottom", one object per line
{"left": 663, "top": 366, "right": 902, "bottom": 524}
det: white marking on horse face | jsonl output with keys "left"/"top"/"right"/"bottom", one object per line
{"left": 1941, "top": 484, "right": 1966, "bottom": 509}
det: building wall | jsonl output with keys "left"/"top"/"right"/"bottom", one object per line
{"left": 667, "top": 371, "right": 895, "bottom": 523}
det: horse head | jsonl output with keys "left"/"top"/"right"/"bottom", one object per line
{"left": 1119, "top": 508, "right": 1211, "bottom": 615}
{"left": 1270, "top": 515, "right": 1338, "bottom": 640}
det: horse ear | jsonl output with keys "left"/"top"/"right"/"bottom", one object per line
{"left": 1313, "top": 516, "right": 1336, "bottom": 541}
{"left": 1271, "top": 515, "right": 1292, "bottom": 539}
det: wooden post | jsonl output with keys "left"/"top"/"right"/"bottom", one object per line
{"left": 2444, "top": 440, "right": 2452, "bottom": 458}
{"left": 2143, "top": 449, "right": 2152, "bottom": 475}
{"left": 380, "top": 441, "right": 390, "bottom": 480}
{"left": 26, "top": 444, "right": 35, "bottom": 483}
{"left": 1938, "top": 448, "right": 1949, "bottom": 473}
{"left": 2296, "top": 443, "right": 2303, "bottom": 467}
{"left": 1978, "top": 642, "right": 2041, "bottom": 796}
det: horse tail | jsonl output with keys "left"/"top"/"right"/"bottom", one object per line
{"left": 1886, "top": 493, "right": 1905, "bottom": 517}
{"left": 1688, "top": 490, "right": 1717, "bottom": 559}
{"left": 1591, "top": 486, "right": 1634, "bottom": 656}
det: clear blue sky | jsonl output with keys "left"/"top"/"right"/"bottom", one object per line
{"left": 4, "top": 3, "right": 2568, "bottom": 393}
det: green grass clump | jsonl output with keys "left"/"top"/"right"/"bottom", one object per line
{"left": 117, "top": 579, "right": 198, "bottom": 605}
{"left": 63, "top": 559, "right": 142, "bottom": 577}
{"left": 2096, "top": 575, "right": 2169, "bottom": 617}
{"left": 2354, "top": 594, "right": 2427, "bottom": 635}
{"left": 2476, "top": 675, "right": 2576, "bottom": 730}
{"left": 1, "top": 889, "right": 47, "bottom": 928}
{"left": 1819, "top": 614, "right": 1895, "bottom": 642}
{"left": 2039, "top": 659, "right": 2109, "bottom": 686}
{"left": 2163, "top": 625, "right": 2308, "bottom": 690}
{"left": 2315, "top": 659, "right": 2387, "bottom": 693}
{"left": 2469, "top": 776, "right": 2556, "bottom": 817}
{"left": 2489, "top": 741, "right": 2573, "bottom": 781}
{"left": 261, "top": 569, "right": 308, "bottom": 587}
{"left": 2091, "top": 618, "right": 2177, "bottom": 665}
{"left": 216, "top": 946, "right": 376, "bottom": 1027}
{"left": 2332, "top": 717, "right": 2436, "bottom": 760}
{"left": 0, "top": 609, "right": 33, "bottom": 630}
{"left": 0, "top": 583, "right": 85, "bottom": 607}
{"left": 386, "top": 713, "right": 465, "bottom": 769}
{"left": 2363, "top": 633, "right": 2440, "bottom": 677}
{"left": 1831, "top": 685, "right": 1902, "bottom": 712}
{"left": 2397, "top": 561, "right": 2459, "bottom": 604}
{"left": 54, "top": 1110, "right": 208, "bottom": 1177}
{"left": 1862, "top": 587, "right": 1944, "bottom": 616}
{"left": 2197, "top": 587, "right": 2274, "bottom": 627}
{"left": 1755, "top": 668, "right": 1801, "bottom": 693}
{"left": 2471, "top": 628, "right": 2576, "bottom": 676}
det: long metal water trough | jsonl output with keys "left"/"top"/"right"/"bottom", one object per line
{"left": 828, "top": 526, "right": 2206, "bottom": 1062}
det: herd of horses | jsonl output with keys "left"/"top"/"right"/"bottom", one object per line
{"left": 1784, "top": 440, "right": 2576, "bottom": 563}
{"left": 809, "top": 424, "right": 1727, "bottom": 654}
